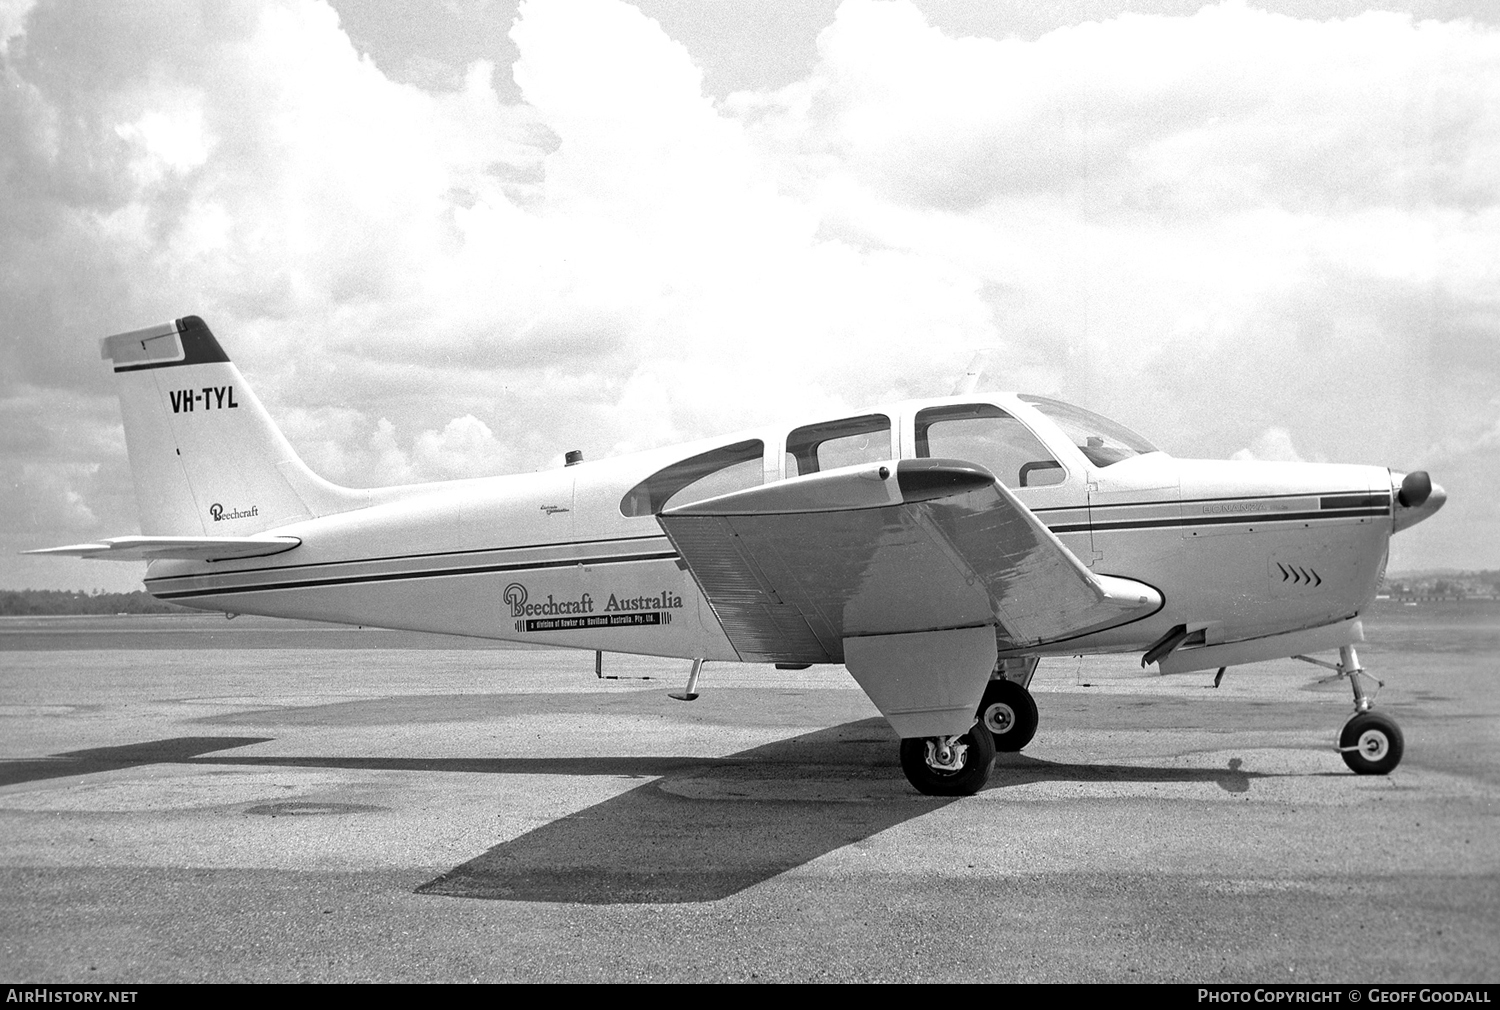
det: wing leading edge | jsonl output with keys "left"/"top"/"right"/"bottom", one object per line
{"left": 658, "top": 459, "right": 1160, "bottom": 665}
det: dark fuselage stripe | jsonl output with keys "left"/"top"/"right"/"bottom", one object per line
{"left": 150, "top": 551, "right": 681, "bottom": 600}
{"left": 1032, "top": 492, "right": 1390, "bottom": 519}
{"left": 1320, "top": 494, "right": 1391, "bottom": 510}
{"left": 1048, "top": 507, "right": 1389, "bottom": 535}
{"left": 1068, "top": 492, "right": 1392, "bottom": 510}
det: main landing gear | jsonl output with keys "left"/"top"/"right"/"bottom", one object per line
{"left": 898, "top": 724, "right": 996, "bottom": 796}
{"left": 896, "top": 658, "right": 1041, "bottom": 797}
{"left": 978, "top": 678, "right": 1039, "bottom": 751}
{"left": 976, "top": 656, "right": 1040, "bottom": 752}
{"left": 1297, "top": 643, "right": 1404, "bottom": 775}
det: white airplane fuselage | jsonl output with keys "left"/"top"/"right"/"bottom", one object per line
{"left": 141, "top": 391, "right": 1415, "bottom": 668}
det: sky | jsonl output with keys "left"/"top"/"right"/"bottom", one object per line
{"left": 1, "top": 0, "right": 1497, "bottom": 592}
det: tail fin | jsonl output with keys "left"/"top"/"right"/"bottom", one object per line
{"left": 102, "top": 316, "right": 365, "bottom": 536}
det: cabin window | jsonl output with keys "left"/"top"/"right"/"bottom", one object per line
{"left": 620, "top": 439, "right": 765, "bottom": 516}
{"left": 1020, "top": 396, "right": 1158, "bottom": 468}
{"left": 784, "top": 414, "right": 892, "bottom": 477}
{"left": 915, "top": 403, "right": 1066, "bottom": 488}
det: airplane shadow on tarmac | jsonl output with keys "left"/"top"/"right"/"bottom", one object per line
{"left": 417, "top": 718, "right": 944, "bottom": 904}
{"left": 0, "top": 736, "right": 274, "bottom": 787}
{"left": 413, "top": 728, "right": 1280, "bottom": 904}
{"left": 1, "top": 723, "right": 1285, "bottom": 904}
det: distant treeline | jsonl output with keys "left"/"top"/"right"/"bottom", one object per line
{"left": 1386, "top": 569, "right": 1500, "bottom": 598}
{"left": 0, "top": 589, "right": 190, "bottom": 615}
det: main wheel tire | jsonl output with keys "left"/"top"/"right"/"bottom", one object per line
{"left": 898, "top": 724, "right": 995, "bottom": 796}
{"left": 978, "top": 679, "right": 1039, "bottom": 751}
{"left": 1339, "top": 711, "right": 1404, "bottom": 775}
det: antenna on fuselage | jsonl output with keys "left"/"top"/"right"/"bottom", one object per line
{"left": 952, "top": 349, "right": 999, "bottom": 395}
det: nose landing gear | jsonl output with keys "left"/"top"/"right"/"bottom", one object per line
{"left": 1339, "top": 710, "right": 1404, "bottom": 774}
{"left": 1333, "top": 643, "right": 1404, "bottom": 774}
{"left": 1297, "top": 643, "right": 1404, "bottom": 775}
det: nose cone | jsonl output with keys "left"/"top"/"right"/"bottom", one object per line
{"left": 1391, "top": 470, "right": 1447, "bottom": 533}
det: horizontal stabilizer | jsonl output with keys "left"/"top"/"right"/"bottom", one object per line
{"left": 25, "top": 535, "right": 301, "bottom": 563}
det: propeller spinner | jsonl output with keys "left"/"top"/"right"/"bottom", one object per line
{"left": 1397, "top": 470, "right": 1432, "bottom": 508}
{"left": 1391, "top": 469, "right": 1446, "bottom": 532}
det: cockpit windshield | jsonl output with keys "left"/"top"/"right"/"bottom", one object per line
{"left": 1019, "top": 396, "right": 1160, "bottom": 468}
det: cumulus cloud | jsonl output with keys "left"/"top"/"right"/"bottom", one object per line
{"left": 1230, "top": 427, "right": 1308, "bottom": 463}
{"left": 743, "top": 1, "right": 1500, "bottom": 216}
{"left": 3, "top": 0, "right": 1499, "bottom": 588}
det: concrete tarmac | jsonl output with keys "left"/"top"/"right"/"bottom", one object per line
{"left": 0, "top": 601, "right": 1496, "bottom": 983}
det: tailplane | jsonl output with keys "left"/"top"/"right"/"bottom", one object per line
{"left": 99, "top": 316, "right": 364, "bottom": 537}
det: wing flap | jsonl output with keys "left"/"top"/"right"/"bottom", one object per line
{"left": 659, "top": 459, "right": 1159, "bottom": 663}
{"left": 25, "top": 535, "right": 301, "bottom": 562}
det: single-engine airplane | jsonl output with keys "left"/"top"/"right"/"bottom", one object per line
{"left": 32, "top": 316, "right": 1447, "bottom": 795}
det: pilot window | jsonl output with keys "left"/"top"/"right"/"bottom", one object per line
{"left": 619, "top": 439, "right": 765, "bottom": 516}
{"left": 915, "top": 403, "right": 1065, "bottom": 488}
{"left": 1019, "top": 396, "right": 1158, "bottom": 468}
{"left": 785, "top": 414, "right": 892, "bottom": 477}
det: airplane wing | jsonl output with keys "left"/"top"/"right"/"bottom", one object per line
{"left": 24, "top": 535, "right": 301, "bottom": 562}
{"left": 657, "top": 459, "right": 1160, "bottom": 665}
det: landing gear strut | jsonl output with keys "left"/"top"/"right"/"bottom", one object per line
{"left": 1333, "top": 644, "right": 1403, "bottom": 774}
{"left": 1297, "top": 643, "right": 1404, "bottom": 775}
{"left": 898, "top": 724, "right": 995, "bottom": 796}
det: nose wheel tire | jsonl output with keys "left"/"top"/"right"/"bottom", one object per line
{"left": 898, "top": 724, "right": 995, "bottom": 796}
{"left": 1339, "top": 711, "right": 1404, "bottom": 775}
{"left": 978, "top": 679, "right": 1039, "bottom": 751}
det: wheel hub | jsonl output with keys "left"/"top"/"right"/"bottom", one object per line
{"left": 983, "top": 702, "right": 1016, "bottom": 735}
{"left": 1358, "top": 729, "right": 1390, "bottom": 761}
{"left": 924, "top": 737, "right": 968, "bottom": 772}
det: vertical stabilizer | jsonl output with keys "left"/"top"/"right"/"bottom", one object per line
{"left": 102, "top": 316, "right": 364, "bottom": 536}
